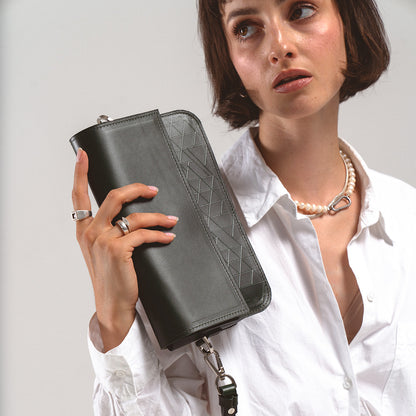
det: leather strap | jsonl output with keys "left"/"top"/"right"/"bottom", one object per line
{"left": 219, "top": 383, "right": 238, "bottom": 415}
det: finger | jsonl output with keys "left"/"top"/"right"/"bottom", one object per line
{"left": 92, "top": 227, "right": 176, "bottom": 271}
{"left": 72, "top": 149, "right": 94, "bottom": 234}
{"left": 109, "top": 213, "right": 179, "bottom": 238}
{"left": 93, "top": 183, "right": 159, "bottom": 227}
{"left": 72, "top": 148, "right": 92, "bottom": 212}
{"left": 121, "top": 228, "right": 176, "bottom": 249}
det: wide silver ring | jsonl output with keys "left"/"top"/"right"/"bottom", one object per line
{"left": 72, "top": 210, "right": 92, "bottom": 222}
{"left": 116, "top": 217, "right": 130, "bottom": 235}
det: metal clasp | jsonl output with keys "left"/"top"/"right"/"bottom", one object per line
{"left": 96, "top": 115, "right": 113, "bottom": 124}
{"left": 197, "top": 337, "right": 237, "bottom": 389}
{"left": 328, "top": 194, "right": 351, "bottom": 213}
{"left": 198, "top": 337, "right": 225, "bottom": 379}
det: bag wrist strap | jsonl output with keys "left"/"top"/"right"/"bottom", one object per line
{"left": 218, "top": 383, "right": 238, "bottom": 415}
{"left": 196, "top": 337, "right": 238, "bottom": 415}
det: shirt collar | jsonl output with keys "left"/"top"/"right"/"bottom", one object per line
{"left": 221, "top": 127, "right": 293, "bottom": 228}
{"left": 339, "top": 140, "right": 394, "bottom": 244}
{"left": 221, "top": 128, "right": 394, "bottom": 243}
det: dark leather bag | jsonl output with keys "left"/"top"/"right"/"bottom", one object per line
{"left": 70, "top": 109, "right": 271, "bottom": 351}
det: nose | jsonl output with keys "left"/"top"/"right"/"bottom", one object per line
{"left": 268, "top": 24, "right": 296, "bottom": 64}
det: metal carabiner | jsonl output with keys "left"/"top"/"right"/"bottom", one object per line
{"left": 197, "top": 337, "right": 225, "bottom": 378}
{"left": 204, "top": 349, "right": 225, "bottom": 379}
{"left": 328, "top": 194, "right": 351, "bottom": 213}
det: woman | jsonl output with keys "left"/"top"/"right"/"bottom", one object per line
{"left": 72, "top": 0, "right": 416, "bottom": 414}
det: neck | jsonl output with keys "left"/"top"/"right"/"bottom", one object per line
{"left": 257, "top": 99, "right": 345, "bottom": 206}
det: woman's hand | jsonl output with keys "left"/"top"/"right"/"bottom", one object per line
{"left": 72, "top": 148, "right": 178, "bottom": 351}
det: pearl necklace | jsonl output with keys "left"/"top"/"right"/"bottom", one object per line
{"left": 294, "top": 150, "right": 356, "bottom": 219}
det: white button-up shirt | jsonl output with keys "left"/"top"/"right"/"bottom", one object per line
{"left": 88, "top": 129, "right": 416, "bottom": 416}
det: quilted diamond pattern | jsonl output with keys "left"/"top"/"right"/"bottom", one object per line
{"left": 162, "top": 112, "right": 264, "bottom": 289}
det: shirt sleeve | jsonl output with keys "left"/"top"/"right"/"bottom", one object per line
{"left": 88, "top": 312, "right": 209, "bottom": 416}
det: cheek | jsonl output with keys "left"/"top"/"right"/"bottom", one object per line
{"left": 300, "top": 23, "right": 346, "bottom": 99}
{"left": 228, "top": 37, "right": 268, "bottom": 88}
{"left": 329, "top": 27, "right": 347, "bottom": 70}
{"left": 313, "top": 19, "right": 347, "bottom": 72}
{"left": 229, "top": 49, "right": 266, "bottom": 107}
{"left": 230, "top": 52, "right": 260, "bottom": 88}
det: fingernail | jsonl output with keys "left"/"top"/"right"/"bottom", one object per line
{"left": 165, "top": 232, "right": 176, "bottom": 238}
{"left": 167, "top": 215, "right": 179, "bottom": 222}
{"left": 148, "top": 186, "right": 159, "bottom": 192}
{"left": 76, "top": 148, "right": 83, "bottom": 163}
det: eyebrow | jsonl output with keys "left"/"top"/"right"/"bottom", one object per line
{"left": 225, "top": 7, "right": 258, "bottom": 24}
{"left": 225, "top": 0, "right": 288, "bottom": 25}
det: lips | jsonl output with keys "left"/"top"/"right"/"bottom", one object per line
{"left": 276, "top": 75, "right": 307, "bottom": 86}
{"left": 273, "top": 69, "right": 312, "bottom": 92}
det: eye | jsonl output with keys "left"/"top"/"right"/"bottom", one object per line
{"left": 290, "top": 4, "right": 316, "bottom": 21}
{"left": 232, "top": 21, "right": 259, "bottom": 41}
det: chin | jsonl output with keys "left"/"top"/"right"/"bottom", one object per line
{"left": 261, "top": 91, "right": 341, "bottom": 121}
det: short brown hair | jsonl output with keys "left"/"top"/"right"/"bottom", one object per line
{"left": 198, "top": 0, "right": 390, "bottom": 129}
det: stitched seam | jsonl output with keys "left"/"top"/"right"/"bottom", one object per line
{"left": 165, "top": 309, "right": 241, "bottom": 341}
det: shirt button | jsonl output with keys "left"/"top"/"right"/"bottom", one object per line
{"left": 367, "top": 293, "right": 374, "bottom": 302}
{"left": 343, "top": 376, "right": 353, "bottom": 390}
{"left": 115, "top": 370, "right": 126, "bottom": 378}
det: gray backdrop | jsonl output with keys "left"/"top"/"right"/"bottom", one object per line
{"left": 1, "top": 1, "right": 415, "bottom": 415}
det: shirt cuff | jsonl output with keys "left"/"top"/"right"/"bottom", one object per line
{"left": 88, "top": 312, "right": 160, "bottom": 400}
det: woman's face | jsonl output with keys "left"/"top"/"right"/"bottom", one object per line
{"left": 221, "top": 0, "right": 347, "bottom": 121}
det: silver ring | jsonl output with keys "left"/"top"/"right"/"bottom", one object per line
{"left": 72, "top": 210, "right": 92, "bottom": 222}
{"left": 116, "top": 217, "right": 130, "bottom": 235}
